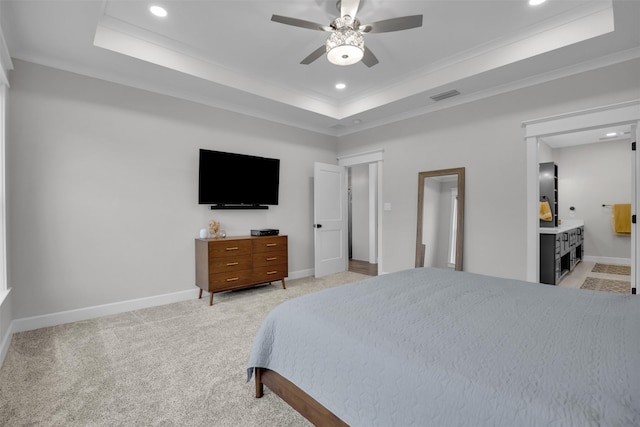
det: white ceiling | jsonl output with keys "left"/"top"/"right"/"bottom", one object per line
{"left": 541, "top": 124, "right": 632, "bottom": 148}
{"left": 1, "top": 0, "right": 639, "bottom": 137}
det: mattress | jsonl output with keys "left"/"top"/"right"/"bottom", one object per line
{"left": 247, "top": 267, "right": 640, "bottom": 426}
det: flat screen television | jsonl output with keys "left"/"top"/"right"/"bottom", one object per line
{"left": 198, "top": 149, "right": 280, "bottom": 208}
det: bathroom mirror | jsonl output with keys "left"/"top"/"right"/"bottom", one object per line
{"left": 415, "top": 167, "right": 465, "bottom": 270}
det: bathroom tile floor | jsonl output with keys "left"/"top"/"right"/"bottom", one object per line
{"left": 558, "top": 261, "right": 631, "bottom": 290}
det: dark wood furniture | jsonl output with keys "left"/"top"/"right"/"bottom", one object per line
{"left": 255, "top": 368, "right": 348, "bottom": 426}
{"left": 195, "top": 235, "right": 287, "bottom": 305}
{"left": 540, "top": 225, "right": 584, "bottom": 285}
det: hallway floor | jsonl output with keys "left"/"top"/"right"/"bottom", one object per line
{"left": 349, "top": 259, "right": 378, "bottom": 276}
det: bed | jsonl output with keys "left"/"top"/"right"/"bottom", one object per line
{"left": 246, "top": 267, "right": 640, "bottom": 426}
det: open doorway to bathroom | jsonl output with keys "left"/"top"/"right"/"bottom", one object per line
{"left": 538, "top": 126, "right": 633, "bottom": 293}
{"left": 523, "top": 100, "right": 639, "bottom": 294}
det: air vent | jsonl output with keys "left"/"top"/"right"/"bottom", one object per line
{"left": 430, "top": 89, "right": 460, "bottom": 102}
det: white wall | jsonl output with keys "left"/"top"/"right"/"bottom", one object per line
{"left": 350, "top": 164, "right": 369, "bottom": 261}
{"left": 422, "top": 178, "right": 441, "bottom": 267}
{"left": 5, "top": 57, "right": 640, "bottom": 325}
{"left": 0, "top": 290, "right": 10, "bottom": 361}
{"left": 6, "top": 60, "right": 337, "bottom": 320}
{"left": 338, "top": 59, "right": 640, "bottom": 279}
{"left": 420, "top": 178, "right": 455, "bottom": 269}
{"left": 554, "top": 139, "right": 632, "bottom": 261}
{"left": 538, "top": 140, "right": 554, "bottom": 164}
{"left": 435, "top": 181, "right": 456, "bottom": 269}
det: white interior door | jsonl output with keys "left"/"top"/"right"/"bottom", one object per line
{"left": 314, "top": 162, "right": 347, "bottom": 277}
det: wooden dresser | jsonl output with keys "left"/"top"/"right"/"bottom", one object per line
{"left": 195, "top": 235, "right": 288, "bottom": 305}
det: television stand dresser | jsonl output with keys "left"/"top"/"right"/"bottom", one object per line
{"left": 195, "top": 235, "right": 288, "bottom": 305}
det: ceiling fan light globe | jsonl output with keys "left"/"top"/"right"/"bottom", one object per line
{"left": 326, "top": 29, "right": 364, "bottom": 66}
{"left": 327, "top": 45, "right": 364, "bottom": 65}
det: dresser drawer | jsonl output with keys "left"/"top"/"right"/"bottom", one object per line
{"left": 253, "top": 250, "right": 287, "bottom": 268}
{"left": 196, "top": 235, "right": 288, "bottom": 305}
{"left": 209, "top": 270, "right": 253, "bottom": 291}
{"left": 209, "top": 254, "right": 252, "bottom": 273}
{"left": 253, "top": 265, "right": 287, "bottom": 283}
{"left": 252, "top": 236, "right": 287, "bottom": 253}
{"left": 208, "top": 239, "right": 252, "bottom": 258}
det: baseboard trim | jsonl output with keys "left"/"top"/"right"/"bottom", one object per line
{"left": 583, "top": 256, "right": 631, "bottom": 266}
{"left": 11, "top": 288, "right": 198, "bottom": 334}
{"left": 0, "top": 288, "right": 13, "bottom": 369}
{"left": 288, "top": 268, "right": 313, "bottom": 280}
{"left": 10, "top": 269, "right": 313, "bottom": 334}
{"left": 0, "top": 319, "right": 13, "bottom": 370}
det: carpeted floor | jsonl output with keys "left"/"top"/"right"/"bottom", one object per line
{"left": 580, "top": 276, "right": 631, "bottom": 294}
{"left": 0, "top": 271, "right": 368, "bottom": 426}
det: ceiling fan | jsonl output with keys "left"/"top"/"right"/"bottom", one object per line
{"left": 271, "top": 0, "right": 423, "bottom": 67}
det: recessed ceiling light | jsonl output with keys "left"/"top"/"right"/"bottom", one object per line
{"left": 150, "top": 5, "right": 168, "bottom": 17}
{"left": 352, "top": 119, "right": 362, "bottom": 124}
{"left": 529, "top": 0, "right": 546, "bottom": 5}
{"left": 335, "top": 83, "right": 346, "bottom": 90}
{"left": 606, "top": 132, "right": 618, "bottom": 137}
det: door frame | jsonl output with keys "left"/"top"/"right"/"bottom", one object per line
{"left": 338, "top": 149, "right": 384, "bottom": 270}
{"left": 522, "top": 99, "right": 640, "bottom": 291}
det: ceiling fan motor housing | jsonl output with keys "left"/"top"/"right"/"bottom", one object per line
{"left": 270, "top": 0, "right": 422, "bottom": 67}
{"left": 326, "top": 16, "right": 364, "bottom": 65}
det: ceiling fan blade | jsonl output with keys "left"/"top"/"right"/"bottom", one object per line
{"left": 362, "top": 46, "right": 379, "bottom": 68}
{"left": 271, "top": 15, "right": 329, "bottom": 31}
{"left": 300, "top": 45, "right": 327, "bottom": 65}
{"left": 360, "top": 15, "right": 423, "bottom": 33}
{"left": 340, "top": 0, "right": 361, "bottom": 18}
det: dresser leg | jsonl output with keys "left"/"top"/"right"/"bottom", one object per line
{"left": 209, "top": 292, "right": 214, "bottom": 306}
{"left": 281, "top": 278, "right": 286, "bottom": 289}
{"left": 198, "top": 288, "right": 203, "bottom": 299}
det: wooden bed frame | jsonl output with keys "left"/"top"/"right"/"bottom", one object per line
{"left": 254, "top": 367, "right": 349, "bottom": 426}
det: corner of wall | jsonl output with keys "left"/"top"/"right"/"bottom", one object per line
{"left": 0, "top": 288, "right": 13, "bottom": 368}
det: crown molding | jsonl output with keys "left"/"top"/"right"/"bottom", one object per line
{"left": 336, "top": 47, "right": 640, "bottom": 137}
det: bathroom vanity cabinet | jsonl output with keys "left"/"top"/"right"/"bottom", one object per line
{"left": 540, "top": 223, "right": 584, "bottom": 285}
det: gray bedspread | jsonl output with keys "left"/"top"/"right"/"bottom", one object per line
{"left": 246, "top": 267, "right": 640, "bottom": 426}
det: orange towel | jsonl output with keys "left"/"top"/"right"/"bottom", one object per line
{"left": 539, "top": 201, "right": 552, "bottom": 221}
{"left": 612, "top": 203, "right": 631, "bottom": 235}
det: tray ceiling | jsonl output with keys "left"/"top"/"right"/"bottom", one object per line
{"left": 1, "top": 0, "right": 638, "bottom": 136}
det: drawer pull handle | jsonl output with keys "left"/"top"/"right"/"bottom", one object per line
{"left": 226, "top": 277, "right": 239, "bottom": 282}
{"left": 266, "top": 243, "right": 277, "bottom": 247}
{"left": 226, "top": 247, "right": 239, "bottom": 251}
{"left": 226, "top": 262, "right": 239, "bottom": 266}
{"left": 266, "top": 271, "right": 278, "bottom": 275}
{"left": 266, "top": 257, "right": 277, "bottom": 261}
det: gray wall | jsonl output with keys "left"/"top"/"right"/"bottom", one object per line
{"left": 435, "top": 181, "right": 456, "bottom": 269}
{"left": 554, "top": 139, "right": 632, "bottom": 261}
{"left": 420, "top": 178, "right": 455, "bottom": 269}
{"left": 338, "top": 59, "right": 640, "bottom": 278}
{"left": 6, "top": 60, "right": 337, "bottom": 319}
{"left": 0, "top": 291, "right": 10, "bottom": 350}
{"left": 5, "top": 57, "right": 640, "bottom": 322}
{"left": 421, "top": 178, "right": 441, "bottom": 267}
